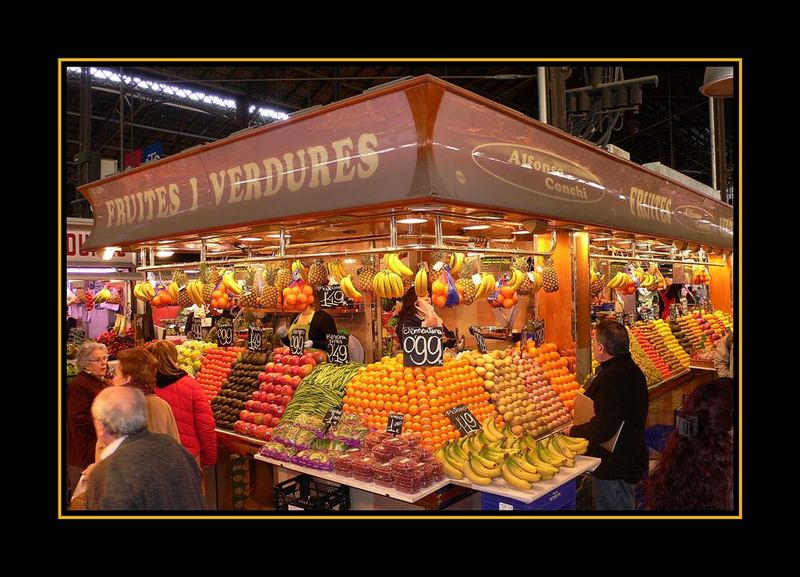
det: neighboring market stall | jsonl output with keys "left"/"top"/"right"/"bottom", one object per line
{"left": 75, "top": 75, "right": 734, "bottom": 511}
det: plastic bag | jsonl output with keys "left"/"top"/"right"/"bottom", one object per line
{"left": 443, "top": 265, "right": 460, "bottom": 307}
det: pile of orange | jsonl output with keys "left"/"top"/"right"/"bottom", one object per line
{"left": 431, "top": 276, "right": 449, "bottom": 309}
{"left": 282, "top": 283, "right": 314, "bottom": 311}
{"left": 342, "top": 353, "right": 496, "bottom": 451}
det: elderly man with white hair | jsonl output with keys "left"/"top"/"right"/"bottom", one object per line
{"left": 85, "top": 386, "right": 206, "bottom": 511}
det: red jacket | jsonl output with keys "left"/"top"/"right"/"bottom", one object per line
{"left": 67, "top": 371, "right": 107, "bottom": 468}
{"left": 155, "top": 373, "right": 217, "bottom": 466}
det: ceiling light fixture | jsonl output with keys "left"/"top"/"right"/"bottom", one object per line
{"left": 470, "top": 211, "right": 505, "bottom": 220}
{"left": 511, "top": 229, "right": 531, "bottom": 235}
{"left": 463, "top": 224, "right": 492, "bottom": 231}
{"left": 155, "top": 250, "right": 175, "bottom": 258}
{"left": 101, "top": 247, "right": 120, "bottom": 261}
{"left": 397, "top": 217, "right": 428, "bottom": 225}
{"left": 266, "top": 233, "right": 291, "bottom": 239}
{"left": 239, "top": 236, "right": 262, "bottom": 242}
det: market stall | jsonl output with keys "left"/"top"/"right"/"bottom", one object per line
{"left": 75, "top": 75, "right": 734, "bottom": 512}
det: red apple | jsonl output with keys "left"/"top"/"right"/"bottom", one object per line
{"left": 239, "top": 409, "right": 250, "bottom": 421}
{"left": 265, "top": 362, "right": 275, "bottom": 371}
{"left": 265, "top": 392, "right": 276, "bottom": 403}
{"left": 234, "top": 420, "right": 247, "bottom": 434}
{"left": 274, "top": 405, "right": 285, "bottom": 417}
{"left": 254, "top": 424, "right": 269, "bottom": 439}
{"left": 264, "top": 384, "right": 275, "bottom": 394}
{"left": 273, "top": 363, "right": 284, "bottom": 373}
{"left": 252, "top": 413, "right": 263, "bottom": 425}
{"left": 245, "top": 423, "right": 258, "bottom": 436}
{"left": 301, "top": 354, "right": 316, "bottom": 366}
{"left": 273, "top": 354, "right": 284, "bottom": 364}
{"left": 290, "top": 375, "right": 302, "bottom": 389}
{"left": 299, "top": 364, "right": 313, "bottom": 377}
{"left": 259, "top": 402, "right": 272, "bottom": 414}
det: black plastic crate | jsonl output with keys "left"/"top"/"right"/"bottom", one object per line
{"left": 274, "top": 474, "right": 350, "bottom": 511}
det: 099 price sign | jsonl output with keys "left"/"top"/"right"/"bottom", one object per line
{"left": 402, "top": 326, "right": 443, "bottom": 367}
{"left": 290, "top": 328, "right": 306, "bottom": 356}
{"left": 445, "top": 404, "right": 481, "bottom": 435}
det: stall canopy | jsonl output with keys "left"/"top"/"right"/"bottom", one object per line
{"left": 79, "top": 75, "right": 733, "bottom": 251}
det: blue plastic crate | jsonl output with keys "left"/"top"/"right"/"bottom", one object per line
{"left": 481, "top": 479, "right": 576, "bottom": 511}
{"left": 644, "top": 425, "right": 674, "bottom": 454}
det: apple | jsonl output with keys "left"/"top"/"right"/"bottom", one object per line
{"left": 265, "top": 392, "right": 276, "bottom": 403}
{"left": 273, "top": 363, "right": 284, "bottom": 373}
{"left": 257, "top": 372, "right": 266, "bottom": 382}
{"left": 265, "top": 362, "right": 275, "bottom": 371}
{"left": 301, "top": 354, "right": 316, "bottom": 366}
{"left": 254, "top": 424, "right": 269, "bottom": 439}
{"left": 299, "top": 364, "right": 313, "bottom": 377}
{"left": 239, "top": 409, "right": 251, "bottom": 421}
{"left": 264, "top": 384, "right": 275, "bottom": 394}
{"left": 264, "top": 374, "right": 276, "bottom": 384}
{"left": 259, "top": 402, "right": 272, "bottom": 414}
{"left": 290, "top": 375, "right": 302, "bottom": 389}
{"left": 283, "top": 365, "right": 293, "bottom": 375}
{"left": 273, "top": 354, "right": 284, "bottom": 364}
{"left": 274, "top": 405, "right": 285, "bottom": 417}
{"left": 252, "top": 413, "right": 263, "bottom": 425}
{"left": 234, "top": 421, "right": 247, "bottom": 434}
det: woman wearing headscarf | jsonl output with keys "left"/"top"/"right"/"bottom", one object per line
{"left": 146, "top": 340, "right": 217, "bottom": 470}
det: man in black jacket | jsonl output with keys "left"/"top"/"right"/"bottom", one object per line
{"left": 569, "top": 320, "right": 648, "bottom": 510}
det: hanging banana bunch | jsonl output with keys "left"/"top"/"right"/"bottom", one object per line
{"left": 327, "top": 260, "right": 347, "bottom": 283}
{"left": 414, "top": 262, "right": 429, "bottom": 297}
{"left": 339, "top": 275, "right": 363, "bottom": 299}
{"left": 448, "top": 252, "right": 465, "bottom": 276}
{"left": 383, "top": 253, "right": 414, "bottom": 277}
{"left": 221, "top": 269, "right": 243, "bottom": 295}
{"left": 372, "top": 270, "right": 405, "bottom": 298}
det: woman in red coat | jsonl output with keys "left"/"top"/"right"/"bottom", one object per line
{"left": 67, "top": 342, "right": 109, "bottom": 495}
{"left": 147, "top": 340, "right": 217, "bottom": 470}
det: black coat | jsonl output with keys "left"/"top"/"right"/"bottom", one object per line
{"left": 570, "top": 353, "right": 649, "bottom": 483}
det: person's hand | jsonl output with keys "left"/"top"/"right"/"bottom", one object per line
{"left": 276, "top": 323, "right": 288, "bottom": 338}
{"left": 304, "top": 340, "right": 313, "bottom": 349}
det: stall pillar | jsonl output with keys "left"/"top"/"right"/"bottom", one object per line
{"left": 708, "top": 253, "right": 732, "bottom": 315}
{"left": 572, "top": 232, "right": 592, "bottom": 384}
{"left": 536, "top": 231, "right": 574, "bottom": 351}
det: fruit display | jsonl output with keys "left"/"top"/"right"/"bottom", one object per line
{"left": 96, "top": 327, "right": 135, "bottom": 356}
{"left": 628, "top": 321, "right": 688, "bottom": 383}
{"left": 606, "top": 270, "right": 636, "bottom": 294}
{"left": 342, "top": 354, "right": 497, "bottom": 451}
{"left": 211, "top": 351, "right": 270, "bottom": 432}
{"left": 522, "top": 341, "right": 583, "bottom": 413}
{"left": 176, "top": 339, "right": 218, "bottom": 377}
{"left": 230, "top": 347, "right": 325, "bottom": 440}
{"left": 627, "top": 333, "right": 663, "bottom": 386}
{"left": 195, "top": 346, "right": 242, "bottom": 400}
{"left": 435, "top": 417, "right": 588, "bottom": 490}
{"left": 691, "top": 264, "right": 711, "bottom": 285}
{"left": 673, "top": 311, "right": 731, "bottom": 353}
{"left": 281, "top": 362, "right": 363, "bottom": 423}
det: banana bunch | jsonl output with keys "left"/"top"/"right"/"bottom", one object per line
{"left": 506, "top": 267, "right": 525, "bottom": 292}
{"left": 133, "top": 282, "right": 154, "bottom": 302}
{"left": 94, "top": 287, "right": 112, "bottom": 304}
{"left": 606, "top": 271, "right": 631, "bottom": 289}
{"left": 339, "top": 275, "right": 362, "bottom": 299}
{"left": 500, "top": 453, "right": 543, "bottom": 490}
{"left": 383, "top": 253, "right": 413, "bottom": 277}
{"left": 372, "top": 269, "right": 405, "bottom": 298}
{"left": 449, "top": 252, "right": 465, "bottom": 276}
{"left": 414, "top": 265, "right": 428, "bottom": 297}
{"left": 186, "top": 280, "right": 206, "bottom": 306}
{"left": 221, "top": 270, "right": 242, "bottom": 295}
{"left": 327, "top": 260, "right": 347, "bottom": 283}
{"left": 167, "top": 280, "right": 179, "bottom": 302}
{"left": 291, "top": 259, "right": 307, "bottom": 281}
{"left": 474, "top": 272, "right": 496, "bottom": 299}
{"left": 112, "top": 314, "right": 128, "bottom": 336}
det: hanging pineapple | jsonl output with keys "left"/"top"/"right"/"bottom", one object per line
{"left": 260, "top": 266, "right": 280, "bottom": 308}
{"left": 199, "top": 263, "right": 214, "bottom": 303}
{"left": 455, "top": 257, "right": 478, "bottom": 305}
{"left": 308, "top": 259, "right": 328, "bottom": 287}
{"left": 239, "top": 266, "right": 260, "bottom": 308}
{"left": 174, "top": 271, "right": 192, "bottom": 308}
{"left": 356, "top": 254, "right": 376, "bottom": 293}
{"left": 275, "top": 261, "right": 292, "bottom": 291}
{"left": 513, "top": 257, "right": 534, "bottom": 295}
{"left": 541, "top": 256, "right": 560, "bottom": 293}
{"left": 589, "top": 261, "right": 605, "bottom": 297}
{"left": 208, "top": 266, "right": 222, "bottom": 290}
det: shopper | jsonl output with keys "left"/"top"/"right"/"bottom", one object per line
{"left": 84, "top": 386, "right": 206, "bottom": 511}
{"left": 643, "top": 378, "right": 734, "bottom": 511}
{"left": 278, "top": 289, "right": 337, "bottom": 351}
{"left": 395, "top": 286, "right": 457, "bottom": 349}
{"left": 67, "top": 342, "right": 109, "bottom": 496}
{"left": 112, "top": 348, "right": 180, "bottom": 444}
{"left": 146, "top": 340, "right": 217, "bottom": 471}
{"left": 567, "top": 319, "right": 649, "bottom": 510}
{"left": 714, "top": 330, "right": 734, "bottom": 378}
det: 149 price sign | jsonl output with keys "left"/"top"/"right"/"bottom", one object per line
{"left": 248, "top": 326, "right": 263, "bottom": 351}
{"left": 445, "top": 404, "right": 481, "bottom": 435}
{"left": 289, "top": 328, "right": 306, "bottom": 356}
{"left": 326, "top": 333, "right": 349, "bottom": 364}
{"left": 402, "top": 326, "right": 443, "bottom": 367}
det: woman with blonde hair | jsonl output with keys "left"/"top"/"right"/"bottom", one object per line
{"left": 146, "top": 340, "right": 217, "bottom": 470}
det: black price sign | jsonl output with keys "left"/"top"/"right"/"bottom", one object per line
{"left": 191, "top": 316, "right": 204, "bottom": 340}
{"left": 326, "top": 333, "right": 349, "bottom": 364}
{"left": 248, "top": 326, "right": 263, "bottom": 351}
{"left": 470, "top": 326, "right": 487, "bottom": 354}
{"left": 321, "top": 406, "right": 343, "bottom": 434}
{"left": 401, "top": 326, "right": 443, "bottom": 367}
{"left": 615, "top": 312, "right": 625, "bottom": 325}
{"left": 290, "top": 328, "right": 307, "bottom": 356}
{"left": 216, "top": 320, "right": 234, "bottom": 347}
{"left": 386, "top": 412, "right": 405, "bottom": 435}
{"left": 320, "top": 285, "right": 350, "bottom": 308}
{"left": 669, "top": 304, "right": 679, "bottom": 321}
{"left": 531, "top": 319, "right": 545, "bottom": 346}
{"left": 445, "top": 404, "right": 481, "bottom": 435}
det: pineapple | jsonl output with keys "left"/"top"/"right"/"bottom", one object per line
{"left": 308, "top": 259, "right": 328, "bottom": 287}
{"left": 275, "top": 261, "right": 292, "bottom": 291}
{"left": 431, "top": 249, "right": 451, "bottom": 270}
{"left": 240, "top": 267, "right": 260, "bottom": 308}
{"left": 260, "top": 266, "right": 280, "bottom": 309}
{"left": 541, "top": 256, "right": 559, "bottom": 293}
{"left": 356, "top": 254, "right": 376, "bottom": 292}
{"left": 513, "top": 256, "right": 536, "bottom": 295}
{"left": 208, "top": 266, "right": 222, "bottom": 290}
{"left": 589, "top": 262, "right": 605, "bottom": 296}
{"left": 174, "top": 271, "right": 192, "bottom": 308}
{"left": 199, "top": 263, "right": 213, "bottom": 303}
{"left": 455, "top": 257, "right": 478, "bottom": 305}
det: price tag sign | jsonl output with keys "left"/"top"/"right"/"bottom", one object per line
{"left": 248, "top": 326, "right": 263, "bottom": 351}
{"left": 386, "top": 412, "right": 405, "bottom": 435}
{"left": 401, "top": 326, "right": 443, "bottom": 367}
{"left": 321, "top": 406, "right": 343, "bottom": 434}
{"left": 191, "top": 317, "right": 204, "bottom": 340}
{"left": 445, "top": 404, "right": 481, "bottom": 435}
{"left": 326, "top": 333, "right": 349, "bottom": 364}
{"left": 216, "top": 319, "right": 234, "bottom": 347}
{"left": 469, "top": 326, "right": 487, "bottom": 354}
{"left": 320, "top": 285, "right": 350, "bottom": 308}
{"left": 615, "top": 312, "right": 625, "bottom": 325}
{"left": 669, "top": 304, "right": 680, "bottom": 321}
{"left": 531, "top": 319, "right": 545, "bottom": 346}
{"left": 290, "top": 328, "right": 307, "bottom": 356}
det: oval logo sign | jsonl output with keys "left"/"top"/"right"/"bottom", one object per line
{"left": 673, "top": 204, "right": 716, "bottom": 233}
{"left": 472, "top": 143, "right": 606, "bottom": 203}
